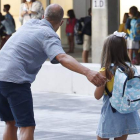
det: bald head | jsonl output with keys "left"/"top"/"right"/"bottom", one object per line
{"left": 44, "top": 4, "right": 64, "bottom": 23}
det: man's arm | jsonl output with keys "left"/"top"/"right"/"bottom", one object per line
{"left": 56, "top": 54, "right": 106, "bottom": 87}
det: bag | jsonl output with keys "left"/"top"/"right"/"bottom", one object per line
{"left": 109, "top": 66, "right": 140, "bottom": 114}
{"left": 0, "top": 23, "right": 6, "bottom": 37}
{"left": 130, "top": 18, "right": 140, "bottom": 41}
{"left": 74, "top": 20, "right": 83, "bottom": 45}
{"left": 1, "top": 18, "right": 15, "bottom": 35}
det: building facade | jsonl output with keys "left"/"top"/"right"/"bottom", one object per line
{"left": 0, "top": 0, "right": 140, "bottom": 63}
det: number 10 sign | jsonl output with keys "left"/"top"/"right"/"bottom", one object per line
{"left": 93, "top": 0, "right": 105, "bottom": 9}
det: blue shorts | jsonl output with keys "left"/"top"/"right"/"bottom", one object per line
{"left": 0, "top": 81, "right": 35, "bottom": 127}
{"left": 66, "top": 33, "right": 73, "bottom": 36}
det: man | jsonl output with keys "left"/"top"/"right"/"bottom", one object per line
{"left": 80, "top": 8, "right": 92, "bottom": 63}
{"left": 0, "top": 4, "right": 106, "bottom": 140}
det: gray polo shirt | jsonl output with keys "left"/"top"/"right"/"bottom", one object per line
{"left": 0, "top": 19, "right": 65, "bottom": 83}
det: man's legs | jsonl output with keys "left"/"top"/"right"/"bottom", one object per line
{"left": 0, "top": 82, "right": 36, "bottom": 140}
{"left": 3, "top": 121, "right": 35, "bottom": 140}
{"left": 3, "top": 121, "right": 18, "bottom": 140}
{"left": 82, "top": 35, "right": 91, "bottom": 63}
{"left": 19, "top": 126, "right": 35, "bottom": 140}
{"left": 82, "top": 50, "right": 89, "bottom": 63}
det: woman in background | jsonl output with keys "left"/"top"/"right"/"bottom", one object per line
{"left": 19, "top": 0, "right": 44, "bottom": 24}
{"left": 126, "top": 6, "right": 140, "bottom": 64}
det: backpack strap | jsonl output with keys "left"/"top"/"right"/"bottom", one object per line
{"left": 105, "top": 86, "right": 112, "bottom": 98}
{"left": 104, "top": 64, "right": 117, "bottom": 113}
{"left": 105, "top": 86, "right": 116, "bottom": 113}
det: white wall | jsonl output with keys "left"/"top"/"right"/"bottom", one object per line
{"left": 73, "top": 0, "right": 91, "bottom": 19}
{"left": 32, "top": 62, "right": 140, "bottom": 95}
{"left": 92, "top": 0, "right": 108, "bottom": 63}
{"left": 31, "top": 62, "right": 140, "bottom": 95}
{"left": 92, "top": 0, "right": 120, "bottom": 63}
{"left": 31, "top": 62, "right": 100, "bottom": 95}
{"left": 120, "top": 0, "right": 140, "bottom": 24}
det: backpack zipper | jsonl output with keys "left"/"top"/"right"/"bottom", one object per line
{"left": 122, "top": 76, "right": 140, "bottom": 97}
{"left": 127, "top": 98, "right": 140, "bottom": 106}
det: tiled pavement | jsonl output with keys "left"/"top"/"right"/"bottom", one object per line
{"left": 0, "top": 92, "right": 140, "bottom": 140}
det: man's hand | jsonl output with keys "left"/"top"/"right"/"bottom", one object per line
{"left": 85, "top": 70, "right": 106, "bottom": 87}
{"left": 56, "top": 54, "right": 106, "bottom": 87}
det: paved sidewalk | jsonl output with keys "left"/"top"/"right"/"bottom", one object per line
{"left": 0, "top": 92, "right": 140, "bottom": 140}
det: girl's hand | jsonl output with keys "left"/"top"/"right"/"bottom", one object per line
{"left": 94, "top": 71, "right": 106, "bottom": 100}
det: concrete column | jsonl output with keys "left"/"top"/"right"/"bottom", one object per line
{"left": 92, "top": 0, "right": 120, "bottom": 63}
{"left": 73, "top": 0, "right": 91, "bottom": 48}
{"left": 73, "top": 0, "right": 91, "bottom": 19}
{"left": 46, "top": 0, "right": 50, "bottom": 6}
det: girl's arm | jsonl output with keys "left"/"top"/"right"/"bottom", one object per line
{"left": 94, "top": 70, "right": 106, "bottom": 100}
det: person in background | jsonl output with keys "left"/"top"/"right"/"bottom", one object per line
{"left": 0, "top": 13, "right": 6, "bottom": 37}
{"left": 118, "top": 13, "right": 129, "bottom": 33}
{"left": 19, "top": 0, "right": 44, "bottom": 25}
{"left": 126, "top": 6, "right": 140, "bottom": 65}
{"left": 0, "top": 13, "right": 6, "bottom": 49}
{"left": 0, "top": 7, "right": 15, "bottom": 49}
{"left": 79, "top": 8, "right": 92, "bottom": 63}
{"left": 3, "top": 4, "right": 16, "bottom": 30}
{"left": 66, "top": 9, "right": 76, "bottom": 53}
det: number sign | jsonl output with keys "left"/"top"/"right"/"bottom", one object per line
{"left": 93, "top": 0, "right": 105, "bottom": 9}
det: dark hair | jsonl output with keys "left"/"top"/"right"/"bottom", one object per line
{"left": 129, "top": 6, "right": 138, "bottom": 17}
{"left": 101, "top": 34, "right": 134, "bottom": 79}
{"left": 123, "top": 13, "right": 129, "bottom": 23}
{"left": 136, "top": 11, "right": 140, "bottom": 19}
{"left": 88, "top": 8, "right": 91, "bottom": 16}
{"left": 67, "top": 10, "right": 75, "bottom": 19}
{"left": 22, "top": 0, "right": 36, "bottom": 3}
{"left": 4, "top": 4, "right": 10, "bottom": 11}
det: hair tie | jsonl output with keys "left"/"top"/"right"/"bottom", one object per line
{"left": 113, "top": 31, "right": 126, "bottom": 38}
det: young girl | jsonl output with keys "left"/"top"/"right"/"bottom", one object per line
{"left": 66, "top": 9, "right": 76, "bottom": 53}
{"left": 94, "top": 31, "right": 140, "bottom": 140}
{"left": 126, "top": 6, "right": 140, "bottom": 64}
